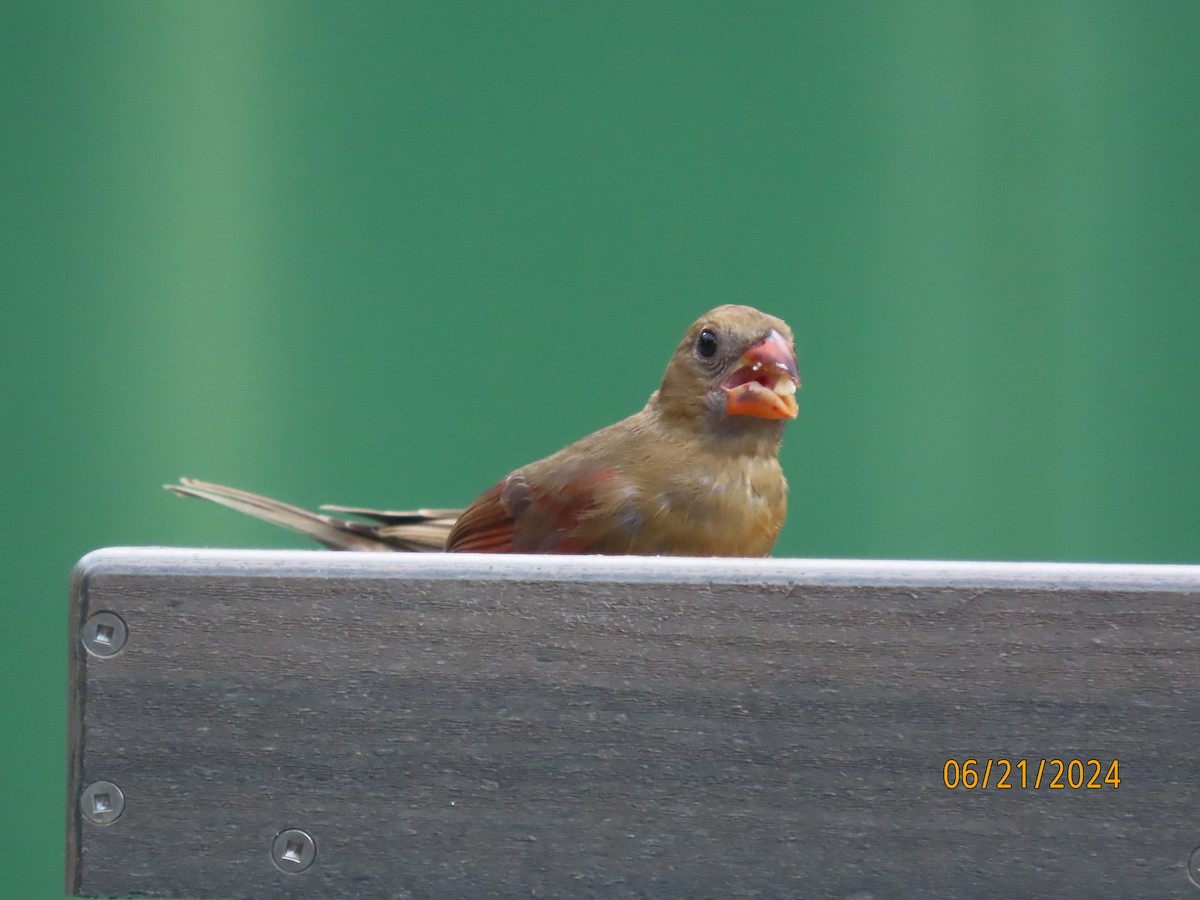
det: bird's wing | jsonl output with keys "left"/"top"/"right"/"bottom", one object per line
{"left": 443, "top": 482, "right": 518, "bottom": 552}
{"left": 447, "top": 467, "right": 643, "bottom": 554}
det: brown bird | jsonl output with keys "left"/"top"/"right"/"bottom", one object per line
{"left": 168, "top": 304, "right": 800, "bottom": 556}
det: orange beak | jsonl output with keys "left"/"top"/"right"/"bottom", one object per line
{"left": 721, "top": 330, "right": 800, "bottom": 420}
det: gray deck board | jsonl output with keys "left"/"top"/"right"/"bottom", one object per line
{"left": 67, "top": 548, "right": 1200, "bottom": 899}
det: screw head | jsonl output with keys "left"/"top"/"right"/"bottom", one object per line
{"left": 82, "top": 612, "right": 128, "bottom": 658}
{"left": 80, "top": 781, "right": 125, "bottom": 825}
{"left": 272, "top": 828, "right": 316, "bottom": 873}
{"left": 1188, "top": 844, "right": 1200, "bottom": 889}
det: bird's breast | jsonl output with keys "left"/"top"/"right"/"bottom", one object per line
{"left": 634, "top": 453, "right": 786, "bottom": 557}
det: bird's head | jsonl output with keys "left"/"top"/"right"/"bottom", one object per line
{"left": 653, "top": 304, "right": 800, "bottom": 436}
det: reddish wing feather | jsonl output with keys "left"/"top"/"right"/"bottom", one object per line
{"left": 445, "top": 482, "right": 517, "bottom": 552}
{"left": 447, "top": 468, "right": 638, "bottom": 554}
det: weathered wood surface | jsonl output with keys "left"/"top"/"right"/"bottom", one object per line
{"left": 67, "top": 548, "right": 1200, "bottom": 899}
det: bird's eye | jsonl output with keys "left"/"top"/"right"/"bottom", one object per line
{"left": 696, "top": 329, "right": 718, "bottom": 358}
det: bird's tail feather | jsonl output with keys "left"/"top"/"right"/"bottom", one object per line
{"left": 165, "top": 478, "right": 458, "bottom": 552}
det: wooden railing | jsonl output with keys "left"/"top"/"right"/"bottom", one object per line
{"left": 67, "top": 548, "right": 1200, "bottom": 898}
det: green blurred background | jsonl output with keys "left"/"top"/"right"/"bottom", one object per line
{"left": 4, "top": 1, "right": 1198, "bottom": 896}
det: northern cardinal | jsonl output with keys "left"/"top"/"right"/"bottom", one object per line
{"left": 168, "top": 304, "right": 800, "bottom": 556}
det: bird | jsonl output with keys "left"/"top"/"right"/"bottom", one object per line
{"left": 167, "top": 304, "right": 800, "bottom": 556}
